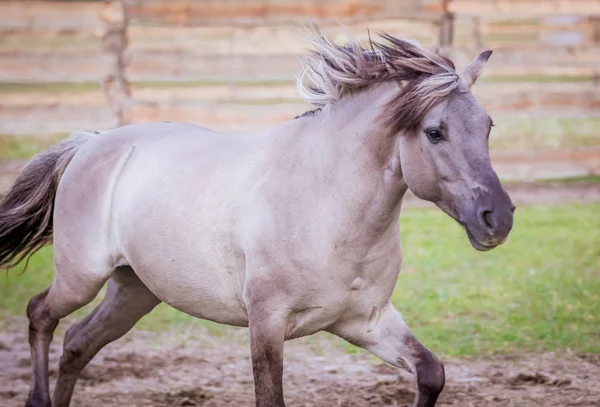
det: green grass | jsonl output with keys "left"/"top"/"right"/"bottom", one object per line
{"left": 0, "top": 82, "right": 101, "bottom": 93}
{"left": 538, "top": 175, "right": 600, "bottom": 184}
{"left": 500, "top": 175, "right": 600, "bottom": 185}
{"left": 1, "top": 204, "right": 599, "bottom": 357}
{"left": 391, "top": 203, "right": 600, "bottom": 357}
{"left": 0, "top": 133, "right": 68, "bottom": 159}
{"left": 489, "top": 117, "right": 600, "bottom": 150}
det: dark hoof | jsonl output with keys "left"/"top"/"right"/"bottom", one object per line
{"left": 25, "top": 394, "right": 52, "bottom": 407}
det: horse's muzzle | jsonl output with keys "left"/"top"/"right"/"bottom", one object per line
{"left": 461, "top": 193, "right": 515, "bottom": 251}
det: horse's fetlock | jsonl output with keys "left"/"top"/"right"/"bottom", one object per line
{"left": 416, "top": 352, "right": 445, "bottom": 396}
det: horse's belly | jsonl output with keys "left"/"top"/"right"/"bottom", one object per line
{"left": 133, "top": 261, "right": 249, "bottom": 327}
{"left": 164, "top": 285, "right": 249, "bottom": 328}
{"left": 121, "top": 226, "right": 250, "bottom": 327}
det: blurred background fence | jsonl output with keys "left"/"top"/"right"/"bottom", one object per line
{"left": 0, "top": 0, "right": 599, "bottom": 183}
{"left": 3, "top": 5, "right": 600, "bottom": 395}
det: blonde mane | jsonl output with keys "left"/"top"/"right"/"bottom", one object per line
{"left": 297, "top": 32, "right": 460, "bottom": 132}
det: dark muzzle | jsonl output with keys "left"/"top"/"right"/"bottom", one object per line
{"left": 462, "top": 188, "right": 515, "bottom": 251}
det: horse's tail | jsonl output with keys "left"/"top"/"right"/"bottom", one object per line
{"left": 0, "top": 130, "right": 98, "bottom": 270}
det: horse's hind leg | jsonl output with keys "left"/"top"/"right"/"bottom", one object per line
{"left": 25, "top": 289, "right": 58, "bottom": 407}
{"left": 330, "top": 303, "right": 445, "bottom": 407}
{"left": 25, "top": 268, "right": 110, "bottom": 407}
{"left": 52, "top": 266, "right": 160, "bottom": 407}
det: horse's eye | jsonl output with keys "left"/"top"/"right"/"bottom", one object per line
{"left": 425, "top": 129, "right": 443, "bottom": 144}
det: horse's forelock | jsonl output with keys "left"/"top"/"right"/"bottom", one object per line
{"left": 382, "top": 72, "right": 460, "bottom": 135}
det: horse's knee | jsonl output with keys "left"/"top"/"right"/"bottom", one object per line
{"left": 415, "top": 350, "right": 445, "bottom": 400}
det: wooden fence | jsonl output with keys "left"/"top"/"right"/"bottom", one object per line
{"left": 0, "top": 0, "right": 599, "bottom": 136}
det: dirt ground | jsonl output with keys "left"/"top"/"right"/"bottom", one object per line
{"left": 1, "top": 316, "right": 600, "bottom": 407}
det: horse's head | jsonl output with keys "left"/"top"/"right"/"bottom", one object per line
{"left": 397, "top": 51, "right": 515, "bottom": 251}
{"left": 297, "top": 33, "right": 514, "bottom": 250}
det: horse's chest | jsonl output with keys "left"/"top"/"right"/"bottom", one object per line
{"left": 343, "top": 269, "right": 400, "bottom": 311}
{"left": 285, "top": 259, "right": 402, "bottom": 339}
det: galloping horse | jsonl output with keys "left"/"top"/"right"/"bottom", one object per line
{"left": 0, "top": 32, "right": 514, "bottom": 407}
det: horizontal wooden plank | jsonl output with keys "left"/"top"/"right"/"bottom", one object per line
{"left": 1, "top": 90, "right": 597, "bottom": 134}
{"left": 450, "top": 0, "right": 600, "bottom": 15}
{"left": 126, "top": 0, "right": 441, "bottom": 26}
{"left": 1, "top": 47, "right": 599, "bottom": 82}
{"left": 0, "top": 1, "right": 102, "bottom": 30}
{"left": 2, "top": 82, "right": 596, "bottom": 109}
{"left": 2, "top": 1, "right": 599, "bottom": 33}
{"left": 0, "top": 104, "right": 114, "bottom": 134}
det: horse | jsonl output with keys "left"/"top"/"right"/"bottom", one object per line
{"left": 0, "top": 32, "right": 514, "bottom": 407}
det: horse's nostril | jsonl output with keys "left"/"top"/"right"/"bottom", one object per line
{"left": 510, "top": 204, "right": 516, "bottom": 213}
{"left": 481, "top": 210, "right": 494, "bottom": 230}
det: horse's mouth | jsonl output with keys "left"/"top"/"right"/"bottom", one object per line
{"left": 443, "top": 205, "right": 507, "bottom": 252}
{"left": 464, "top": 226, "right": 499, "bottom": 252}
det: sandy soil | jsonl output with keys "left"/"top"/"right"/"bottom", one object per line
{"left": 1, "top": 317, "right": 600, "bottom": 407}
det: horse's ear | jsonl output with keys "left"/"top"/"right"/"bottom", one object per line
{"left": 460, "top": 50, "right": 493, "bottom": 89}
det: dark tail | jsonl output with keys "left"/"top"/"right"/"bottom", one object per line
{"left": 0, "top": 131, "right": 97, "bottom": 269}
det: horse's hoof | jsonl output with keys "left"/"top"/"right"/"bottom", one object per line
{"left": 25, "top": 396, "right": 52, "bottom": 407}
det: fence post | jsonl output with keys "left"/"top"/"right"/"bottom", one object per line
{"left": 473, "top": 16, "right": 483, "bottom": 49}
{"left": 591, "top": 16, "right": 600, "bottom": 86}
{"left": 100, "top": 0, "right": 131, "bottom": 127}
{"left": 438, "top": 0, "right": 454, "bottom": 57}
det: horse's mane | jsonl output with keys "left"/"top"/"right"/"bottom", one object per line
{"left": 297, "top": 31, "right": 460, "bottom": 133}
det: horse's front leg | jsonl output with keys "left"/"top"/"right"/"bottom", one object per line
{"left": 245, "top": 283, "right": 287, "bottom": 407}
{"left": 331, "top": 302, "right": 445, "bottom": 407}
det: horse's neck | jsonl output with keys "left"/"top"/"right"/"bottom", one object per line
{"left": 290, "top": 85, "right": 408, "bottom": 238}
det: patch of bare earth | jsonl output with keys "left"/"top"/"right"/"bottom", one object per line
{"left": 1, "top": 318, "right": 599, "bottom": 407}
